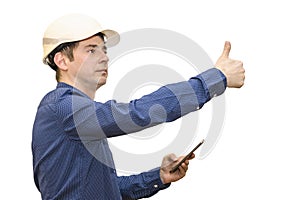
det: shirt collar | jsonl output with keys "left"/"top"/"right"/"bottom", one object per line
{"left": 56, "top": 82, "right": 92, "bottom": 100}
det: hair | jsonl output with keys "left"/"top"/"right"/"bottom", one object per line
{"left": 45, "top": 32, "right": 105, "bottom": 82}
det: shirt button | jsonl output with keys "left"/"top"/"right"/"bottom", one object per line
{"left": 196, "top": 106, "right": 200, "bottom": 110}
{"left": 154, "top": 184, "right": 158, "bottom": 188}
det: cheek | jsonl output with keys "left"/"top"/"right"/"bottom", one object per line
{"left": 79, "top": 55, "right": 99, "bottom": 66}
{"left": 72, "top": 54, "right": 99, "bottom": 74}
{"left": 73, "top": 57, "right": 92, "bottom": 71}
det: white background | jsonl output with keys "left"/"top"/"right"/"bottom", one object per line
{"left": 1, "top": 0, "right": 299, "bottom": 199}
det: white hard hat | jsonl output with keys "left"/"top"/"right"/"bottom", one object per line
{"left": 42, "top": 13, "right": 120, "bottom": 64}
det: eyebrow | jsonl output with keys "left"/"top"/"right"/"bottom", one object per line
{"left": 84, "top": 44, "right": 107, "bottom": 51}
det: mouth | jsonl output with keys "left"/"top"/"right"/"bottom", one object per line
{"left": 96, "top": 69, "right": 108, "bottom": 77}
{"left": 96, "top": 69, "right": 107, "bottom": 73}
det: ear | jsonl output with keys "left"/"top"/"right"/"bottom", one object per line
{"left": 54, "top": 52, "right": 68, "bottom": 71}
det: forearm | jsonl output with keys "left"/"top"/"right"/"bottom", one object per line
{"left": 64, "top": 68, "right": 226, "bottom": 139}
{"left": 117, "top": 168, "right": 170, "bottom": 200}
{"left": 99, "top": 68, "right": 226, "bottom": 136}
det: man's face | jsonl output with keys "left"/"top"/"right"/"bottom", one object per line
{"left": 67, "top": 35, "right": 109, "bottom": 90}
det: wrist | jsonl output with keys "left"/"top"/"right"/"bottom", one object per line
{"left": 160, "top": 169, "right": 167, "bottom": 184}
{"left": 215, "top": 65, "right": 226, "bottom": 77}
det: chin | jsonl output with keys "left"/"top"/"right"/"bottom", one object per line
{"left": 97, "top": 80, "right": 106, "bottom": 89}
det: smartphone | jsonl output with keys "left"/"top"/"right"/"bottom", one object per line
{"left": 169, "top": 139, "right": 205, "bottom": 173}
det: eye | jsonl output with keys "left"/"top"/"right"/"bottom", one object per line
{"left": 88, "top": 49, "right": 96, "bottom": 54}
{"left": 103, "top": 47, "right": 107, "bottom": 54}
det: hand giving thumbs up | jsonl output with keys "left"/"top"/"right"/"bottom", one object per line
{"left": 215, "top": 41, "right": 245, "bottom": 88}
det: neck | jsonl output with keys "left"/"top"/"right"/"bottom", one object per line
{"left": 76, "top": 85, "right": 96, "bottom": 99}
{"left": 59, "top": 80, "right": 97, "bottom": 100}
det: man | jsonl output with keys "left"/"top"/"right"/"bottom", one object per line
{"left": 32, "top": 13, "right": 245, "bottom": 200}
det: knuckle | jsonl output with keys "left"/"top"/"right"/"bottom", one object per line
{"left": 240, "top": 81, "right": 244, "bottom": 87}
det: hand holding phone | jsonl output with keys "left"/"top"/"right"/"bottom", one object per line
{"left": 169, "top": 139, "right": 205, "bottom": 173}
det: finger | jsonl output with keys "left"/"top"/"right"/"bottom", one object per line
{"left": 188, "top": 153, "right": 195, "bottom": 160}
{"left": 180, "top": 163, "right": 188, "bottom": 172}
{"left": 162, "top": 154, "right": 178, "bottom": 169}
{"left": 221, "top": 41, "right": 231, "bottom": 58}
{"left": 178, "top": 165, "right": 186, "bottom": 175}
{"left": 177, "top": 155, "right": 185, "bottom": 161}
{"left": 184, "top": 160, "right": 189, "bottom": 166}
{"left": 168, "top": 153, "right": 177, "bottom": 161}
{"left": 165, "top": 153, "right": 177, "bottom": 163}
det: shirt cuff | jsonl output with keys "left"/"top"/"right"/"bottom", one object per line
{"left": 128, "top": 167, "right": 171, "bottom": 199}
{"left": 197, "top": 68, "right": 227, "bottom": 98}
{"left": 147, "top": 167, "right": 171, "bottom": 191}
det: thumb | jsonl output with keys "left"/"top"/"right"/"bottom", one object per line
{"left": 220, "top": 41, "right": 231, "bottom": 58}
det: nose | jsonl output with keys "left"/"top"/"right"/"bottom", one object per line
{"left": 99, "top": 50, "right": 109, "bottom": 63}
